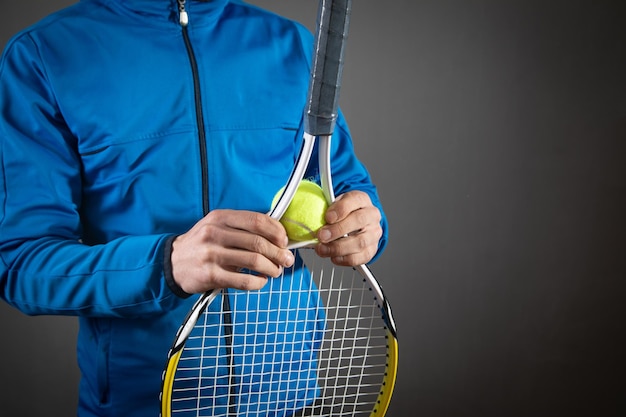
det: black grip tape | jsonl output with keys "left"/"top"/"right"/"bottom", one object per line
{"left": 304, "top": 0, "right": 352, "bottom": 136}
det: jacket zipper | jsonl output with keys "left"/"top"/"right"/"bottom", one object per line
{"left": 178, "top": 0, "right": 209, "bottom": 216}
{"left": 178, "top": 3, "right": 237, "bottom": 411}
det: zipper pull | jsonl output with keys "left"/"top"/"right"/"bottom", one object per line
{"left": 178, "top": 0, "right": 189, "bottom": 26}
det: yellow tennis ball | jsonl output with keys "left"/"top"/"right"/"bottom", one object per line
{"left": 273, "top": 181, "right": 328, "bottom": 242}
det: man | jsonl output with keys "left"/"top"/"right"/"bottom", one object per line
{"left": 0, "top": 0, "right": 388, "bottom": 415}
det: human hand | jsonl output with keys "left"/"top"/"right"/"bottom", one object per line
{"left": 315, "top": 191, "right": 383, "bottom": 266}
{"left": 170, "top": 210, "right": 295, "bottom": 294}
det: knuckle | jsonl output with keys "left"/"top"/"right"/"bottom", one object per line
{"left": 370, "top": 206, "right": 382, "bottom": 223}
{"left": 355, "top": 190, "right": 370, "bottom": 204}
{"left": 355, "top": 210, "right": 369, "bottom": 227}
{"left": 206, "top": 268, "right": 226, "bottom": 289}
{"left": 333, "top": 222, "right": 349, "bottom": 237}
{"left": 238, "top": 273, "right": 256, "bottom": 291}
{"left": 246, "top": 252, "right": 264, "bottom": 270}
{"left": 199, "top": 222, "right": 219, "bottom": 242}
{"left": 250, "top": 234, "right": 266, "bottom": 253}
{"left": 357, "top": 234, "right": 369, "bottom": 250}
{"left": 237, "top": 273, "right": 267, "bottom": 291}
{"left": 336, "top": 253, "right": 356, "bottom": 267}
{"left": 205, "top": 209, "right": 226, "bottom": 224}
{"left": 348, "top": 190, "right": 370, "bottom": 209}
{"left": 248, "top": 212, "right": 266, "bottom": 230}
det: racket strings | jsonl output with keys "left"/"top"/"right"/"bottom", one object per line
{"left": 169, "top": 251, "right": 391, "bottom": 417}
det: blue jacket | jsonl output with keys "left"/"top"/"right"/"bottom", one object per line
{"left": 0, "top": 0, "right": 388, "bottom": 415}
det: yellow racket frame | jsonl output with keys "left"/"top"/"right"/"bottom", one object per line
{"left": 161, "top": 328, "right": 398, "bottom": 417}
{"left": 161, "top": 348, "right": 182, "bottom": 417}
{"left": 372, "top": 331, "right": 399, "bottom": 417}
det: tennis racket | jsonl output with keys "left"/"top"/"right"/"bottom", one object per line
{"left": 160, "top": 1, "right": 398, "bottom": 416}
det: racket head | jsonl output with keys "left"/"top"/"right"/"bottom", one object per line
{"left": 160, "top": 249, "right": 397, "bottom": 417}
{"left": 289, "top": 249, "right": 398, "bottom": 417}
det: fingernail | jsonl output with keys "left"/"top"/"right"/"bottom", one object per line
{"left": 318, "top": 228, "right": 331, "bottom": 243}
{"left": 325, "top": 210, "right": 338, "bottom": 224}
{"left": 284, "top": 251, "right": 295, "bottom": 266}
{"left": 317, "top": 244, "right": 329, "bottom": 256}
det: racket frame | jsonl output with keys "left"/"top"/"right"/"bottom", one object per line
{"left": 160, "top": 0, "right": 398, "bottom": 415}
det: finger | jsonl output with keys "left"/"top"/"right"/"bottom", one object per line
{"left": 170, "top": 243, "right": 271, "bottom": 294}
{"left": 324, "top": 191, "right": 373, "bottom": 225}
{"left": 200, "top": 211, "right": 293, "bottom": 267}
{"left": 315, "top": 224, "right": 383, "bottom": 266}
{"left": 230, "top": 246, "right": 292, "bottom": 278}
{"left": 211, "top": 270, "right": 272, "bottom": 292}
{"left": 199, "top": 241, "right": 285, "bottom": 278}
{"left": 217, "top": 227, "right": 294, "bottom": 269}
{"left": 185, "top": 244, "right": 284, "bottom": 292}
{"left": 216, "top": 210, "right": 289, "bottom": 248}
{"left": 198, "top": 269, "right": 271, "bottom": 292}
{"left": 318, "top": 205, "right": 381, "bottom": 244}
{"left": 315, "top": 240, "right": 375, "bottom": 267}
{"left": 171, "top": 214, "right": 293, "bottom": 294}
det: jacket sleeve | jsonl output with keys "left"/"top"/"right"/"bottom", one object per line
{"left": 0, "top": 33, "right": 179, "bottom": 318}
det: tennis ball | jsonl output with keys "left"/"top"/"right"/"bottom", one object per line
{"left": 273, "top": 181, "right": 328, "bottom": 242}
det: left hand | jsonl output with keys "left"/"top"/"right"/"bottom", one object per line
{"left": 315, "top": 190, "right": 383, "bottom": 266}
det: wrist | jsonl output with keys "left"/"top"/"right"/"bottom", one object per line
{"left": 163, "top": 235, "right": 192, "bottom": 299}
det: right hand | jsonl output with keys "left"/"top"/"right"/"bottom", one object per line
{"left": 170, "top": 210, "right": 295, "bottom": 294}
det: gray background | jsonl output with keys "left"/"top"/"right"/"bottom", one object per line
{"left": 1, "top": 1, "right": 625, "bottom": 416}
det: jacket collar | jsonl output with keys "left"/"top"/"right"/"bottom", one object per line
{"left": 97, "top": 0, "right": 231, "bottom": 27}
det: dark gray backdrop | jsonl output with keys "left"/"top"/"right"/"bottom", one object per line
{"left": 1, "top": 1, "right": 625, "bottom": 416}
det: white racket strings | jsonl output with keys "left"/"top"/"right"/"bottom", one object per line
{"left": 169, "top": 251, "right": 392, "bottom": 417}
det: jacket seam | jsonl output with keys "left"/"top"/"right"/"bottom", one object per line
{"left": 7, "top": 261, "right": 177, "bottom": 313}
{"left": 0, "top": 136, "right": 7, "bottom": 270}
{"left": 77, "top": 127, "right": 196, "bottom": 155}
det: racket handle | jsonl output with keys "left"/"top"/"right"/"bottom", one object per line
{"left": 305, "top": 0, "right": 352, "bottom": 136}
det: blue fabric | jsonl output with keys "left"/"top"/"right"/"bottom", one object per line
{"left": 0, "top": 0, "right": 388, "bottom": 415}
